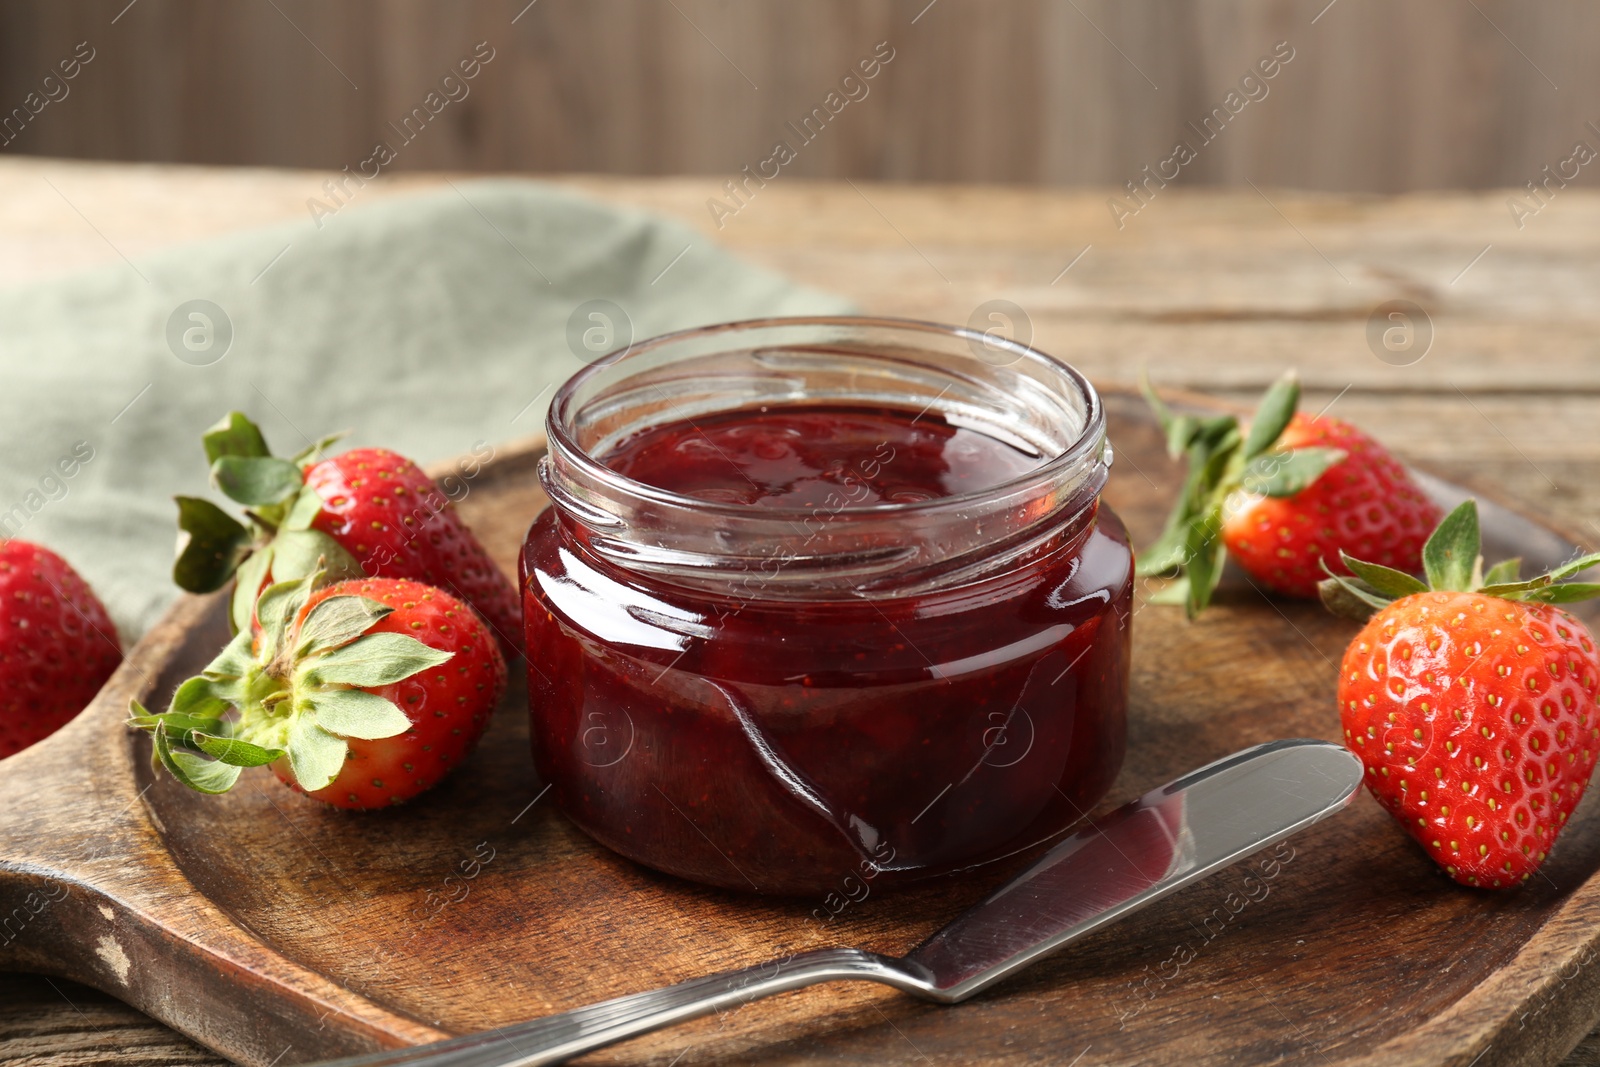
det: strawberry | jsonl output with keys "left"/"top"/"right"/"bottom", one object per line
{"left": 1221, "top": 413, "right": 1439, "bottom": 598}
{"left": 1139, "top": 372, "right": 1441, "bottom": 616}
{"left": 0, "top": 541, "right": 122, "bottom": 758}
{"left": 1322, "top": 500, "right": 1600, "bottom": 887}
{"left": 130, "top": 573, "right": 505, "bottom": 809}
{"left": 171, "top": 412, "right": 520, "bottom": 657}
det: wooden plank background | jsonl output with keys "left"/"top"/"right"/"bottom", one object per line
{"left": 3, "top": 0, "right": 1600, "bottom": 192}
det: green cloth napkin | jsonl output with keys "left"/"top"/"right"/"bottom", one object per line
{"left": 0, "top": 179, "right": 852, "bottom": 640}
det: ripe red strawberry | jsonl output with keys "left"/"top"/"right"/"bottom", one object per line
{"left": 1139, "top": 372, "right": 1441, "bottom": 616}
{"left": 131, "top": 574, "right": 505, "bottom": 809}
{"left": 172, "top": 412, "right": 519, "bottom": 657}
{"left": 1221, "top": 413, "right": 1439, "bottom": 598}
{"left": 1323, "top": 500, "right": 1600, "bottom": 887}
{"left": 0, "top": 541, "right": 122, "bottom": 758}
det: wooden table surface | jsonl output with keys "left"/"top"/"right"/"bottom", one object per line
{"left": 2, "top": 157, "right": 1599, "bottom": 1066}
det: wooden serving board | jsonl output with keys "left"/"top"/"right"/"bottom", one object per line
{"left": 3, "top": 386, "right": 1599, "bottom": 1067}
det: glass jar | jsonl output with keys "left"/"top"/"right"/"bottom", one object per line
{"left": 522, "top": 317, "right": 1131, "bottom": 896}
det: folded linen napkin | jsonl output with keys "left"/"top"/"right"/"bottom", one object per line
{"left": 0, "top": 178, "right": 852, "bottom": 638}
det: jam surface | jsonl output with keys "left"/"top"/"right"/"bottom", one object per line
{"left": 523, "top": 403, "right": 1132, "bottom": 896}
{"left": 602, "top": 404, "right": 1044, "bottom": 507}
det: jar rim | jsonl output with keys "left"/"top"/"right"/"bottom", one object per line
{"left": 545, "top": 315, "right": 1105, "bottom": 521}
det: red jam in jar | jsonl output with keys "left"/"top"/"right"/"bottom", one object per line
{"left": 523, "top": 318, "right": 1132, "bottom": 895}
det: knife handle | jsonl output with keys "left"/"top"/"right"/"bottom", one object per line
{"left": 309, "top": 947, "right": 932, "bottom": 1067}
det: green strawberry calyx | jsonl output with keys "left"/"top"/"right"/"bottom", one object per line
{"left": 1319, "top": 498, "right": 1600, "bottom": 622}
{"left": 128, "top": 568, "right": 452, "bottom": 796}
{"left": 1137, "top": 371, "right": 1348, "bottom": 619}
{"left": 173, "top": 411, "right": 362, "bottom": 634}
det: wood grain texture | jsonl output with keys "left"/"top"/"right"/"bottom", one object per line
{"left": 1, "top": 160, "right": 1598, "bottom": 1064}
{"left": 1, "top": 389, "right": 1599, "bottom": 1067}
{"left": 3, "top": 1, "right": 1600, "bottom": 193}
{"left": 0, "top": 972, "right": 223, "bottom": 1066}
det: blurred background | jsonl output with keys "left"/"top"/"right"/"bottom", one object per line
{"left": 2, "top": 0, "right": 1595, "bottom": 191}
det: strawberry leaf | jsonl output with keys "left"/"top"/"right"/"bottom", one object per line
{"left": 290, "top": 432, "right": 348, "bottom": 471}
{"left": 128, "top": 699, "right": 217, "bottom": 737}
{"left": 1551, "top": 552, "right": 1600, "bottom": 582}
{"left": 309, "top": 688, "right": 412, "bottom": 740}
{"left": 1198, "top": 431, "right": 1239, "bottom": 488}
{"left": 1139, "top": 371, "right": 1176, "bottom": 434}
{"left": 230, "top": 545, "right": 275, "bottom": 634}
{"left": 1197, "top": 418, "right": 1242, "bottom": 455}
{"left": 1239, "top": 447, "right": 1346, "bottom": 498}
{"left": 1134, "top": 375, "right": 1247, "bottom": 602}
{"left": 1339, "top": 552, "right": 1427, "bottom": 599}
{"left": 1164, "top": 415, "right": 1202, "bottom": 459}
{"left": 202, "top": 630, "right": 257, "bottom": 683}
{"left": 128, "top": 709, "right": 220, "bottom": 739}
{"left": 212, "top": 456, "right": 304, "bottom": 507}
{"left": 173, "top": 496, "right": 252, "bottom": 593}
{"left": 1186, "top": 540, "right": 1227, "bottom": 620}
{"left": 1135, "top": 444, "right": 1213, "bottom": 579}
{"left": 282, "top": 486, "right": 325, "bottom": 532}
{"left": 255, "top": 575, "right": 316, "bottom": 663}
{"left": 190, "top": 731, "right": 284, "bottom": 768}
{"left": 301, "top": 632, "right": 452, "bottom": 688}
{"left": 297, "top": 595, "right": 392, "bottom": 657}
{"left": 154, "top": 721, "right": 243, "bottom": 794}
{"left": 286, "top": 715, "right": 348, "bottom": 792}
{"left": 1183, "top": 506, "right": 1228, "bottom": 619}
{"left": 1523, "top": 582, "right": 1600, "bottom": 604}
{"left": 1138, "top": 453, "right": 1215, "bottom": 577}
{"left": 169, "top": 675, "right": 231, "bottom": 720}
{"left": 1480, "top": 578, "right": 1552, "bottom": 598}
{"left": 1318, "top": 575, "right": 1388, "bottom": 621}
{"left": 272, "top": 529, "right": 360, "bottom": 584}
{"left": 1422, "top": 499, "right": 1480, "bottom": 592}
{"left": 202, "top": 412, "right": 271, "bottom": 465}
{"left": 1329, "top": 499, "right": 1600, "bottom": 620}
{"left": 1483, "top": 557, "right": 1523, "bottom": 586}
{"left": 1136, "top": 528, "right": 1190, "bottom": 577}
{"left": 1144, "top": 577, "right": 1189, "bottom": 605}
{"left": 1241, "top": 371, "right": 1299, "bottom": 460}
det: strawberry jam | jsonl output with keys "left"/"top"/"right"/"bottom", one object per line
{"left": 524, "top": 318, "right": 1132, "bottom": 895}
{"left": 599, "top": 406, "right": 1046, "bottom": 508}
